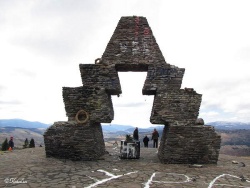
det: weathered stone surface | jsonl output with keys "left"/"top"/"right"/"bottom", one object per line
{"left": 63, "top": 86, "right": 114, "bottom": 123}
{"left": 143, "top": 64, "right": 185, "bottom": 95}
{"left": 151, "top": 89, "right": 202, "bottom": 125}
{"left": 101, "top": 16, "right": 167, "bottom": 68}
{"left": 158, "top": 125, "right": 221, "bottom": 164}
{"left": 44, "top": 121, "right": 105, "bottom": 160}
{"left": 79, "top": 64, "right": 121, "bottom": 95}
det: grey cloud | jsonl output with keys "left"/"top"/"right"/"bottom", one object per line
{"left": 0, "top": 100, "right": 22, "bottom": 105}
{"left": 200, "top": 102, "right": 221, "bottom": 110}
{"left": 0, "top": 0, "right": 30, "bottom": 26}
{"left": 14, "top": 69, "right": 37, "bottom": 78}
{"left": 200, "top": 77, "right": 250, "bottom": 118}
{"left": 0, "top": 0, "right": 12, "bottom": 23}
{"left": 12, "top": 35, "right": 80, "bottom": 62}
{"left": 200, "top": 78, "right": 250, "bottom": 94}
{"left": 0, "top": 85, "right": 6, "bottom": 92}
{"left": 30, "top": 0, "right": 99, "bottom": 16}
{"left": 115, "top": 102, "right": 146, "bottom": 108}
{"left": 8, "top": 1, "right": 107, "bottom": 64}
{"left": 236, "top": 46, "right": 250, "bottom": 61}
{"left": 234, "top": 102, "right": 250, "bottom": 111}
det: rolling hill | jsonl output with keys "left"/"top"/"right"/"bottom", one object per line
{"left": 1, "top": 119, "right": 250, "bottom": 155}
{"left": 0, "top": 119, "right": 50, "bottom": 128}
{"left": 0, "top": 127, "right": 46, "bottom": 148}
{"left": 208, "top": 121, "right": 250, "bottom": 130}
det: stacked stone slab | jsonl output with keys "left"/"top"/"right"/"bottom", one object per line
{"left": 158, "top": 125, "right": 221, "bottom": 164}
{"left": 63, "top": 86, "right": 114, "bottom": 122}
{"left": 151, "top": 89, "right": 202, "bottom": 125}
{"left": 44, "top": 122, "right": 105, "bottom": 160}
{"left": 102, "top": 16, "right": 166, "bottom": 68}
{"left": 44, "top": 16, "right": 221, "bottom": 163}
{"left": 79, "top": 64, "right": 121, "bottom": 95}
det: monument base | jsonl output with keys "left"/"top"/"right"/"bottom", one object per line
{"left": 44, "top": 121, "right": 105, "bottom": 161}
{"left": 158, "top": 125, "right": 221, "bottom": 164}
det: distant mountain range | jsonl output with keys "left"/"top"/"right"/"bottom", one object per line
{"left": 208, "top": 121, "right": 250, "bottom": 130}
{"left": 102, "top": 122, "right": 250, "bottom": 132}
{"left": 101, "top": 124, "right": 134, "bottom": 132}
{"left": 0, "top": 119, "right": 50, "bottom": 128}
{"left": 0, "top": 127, "right": 45, "bottom": 147}
{"left": 0, "top": 119, "right": 249, "bottom": 131}
{"left": 1, "top": 119, "right": 250, "bottom": 154}
{"left": 101, "top": 124, "right": 164, "bottom": 133}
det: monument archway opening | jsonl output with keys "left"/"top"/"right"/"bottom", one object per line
{"left": 110, "top": 72, "right": 164, "bottom": 150}
{"left": 111, "top": 72, "right": 153, "bottom": 128}
{"left": 44, "top": 16, "right": 221, "bottom": 164}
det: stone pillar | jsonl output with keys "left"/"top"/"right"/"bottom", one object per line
{"left": 158, "top": 124, "right": 221, "bottom": 164}
{"left": 44, "top": 121, "right": 105, "bottom": 160}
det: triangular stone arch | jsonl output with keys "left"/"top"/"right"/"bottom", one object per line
{"left": 44, "top": 16, "right": 221, "bottom": 164}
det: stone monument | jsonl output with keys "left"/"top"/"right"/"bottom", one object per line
{"left": 44, "top": 16, "right": 221, "bottom": 163}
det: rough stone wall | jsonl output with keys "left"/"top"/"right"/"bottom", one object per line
{"left": 151, "top": 89, "right": 202, "bottom": 125}
{"left": 158, "top": 125, "right": 221, "bottom": 164}
{"left": 142, "top": 64, "right": 185, "bottom": 95}
{"left": 44, "top": 121, "right": 105, "bottom": 160}
{"left": 79, "top": 64, "right": 121, "bottom": 95}
{"left": 63, "top": 86, "right": 114, "bottom": 123}
{"left": 101, "top": 16, "right": 166, "bottom": 69}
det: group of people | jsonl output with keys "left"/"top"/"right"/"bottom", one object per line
{"left": 133, "top": 127, "right": 160, "bottom": 148}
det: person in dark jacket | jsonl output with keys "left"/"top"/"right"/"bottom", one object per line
{"left": 151, "top": 128, "right": 159, "bottom": 148}
{"left": 8, "top": 136, "right": 14, "bottom": 149}
{"left": 143, "top": 135, "right": 149, "bottom": 147}
{"left": 133, "top": 127, "right": 139, "bottom": 141}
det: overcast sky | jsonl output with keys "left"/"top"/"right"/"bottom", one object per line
{"left": 0, "top": 0, "right": 250, "bottom": 128}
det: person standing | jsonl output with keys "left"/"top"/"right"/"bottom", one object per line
{"left": 152, "top": 128, "right": 159, "bottom": 148}
{"left": 143, "top": 135, "right": 149, "bottom": 147}
{"left": 8, "top": 136, "right": 14, "bottom": 150}
{"left": 133, "top": 127, "right": 139, "bottom": 141}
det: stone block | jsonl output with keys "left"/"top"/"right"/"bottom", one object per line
{"left": 158, "top": 125, "right": 221, "bottom": 164}
{"left": 44, "top": 121, "right": 105, "bottom": 161}
{"left": 63, "top": 86, "right": 114, "bottom": 123}
{"left": 150, "top": 89, "right": 202, "bottom": 125}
